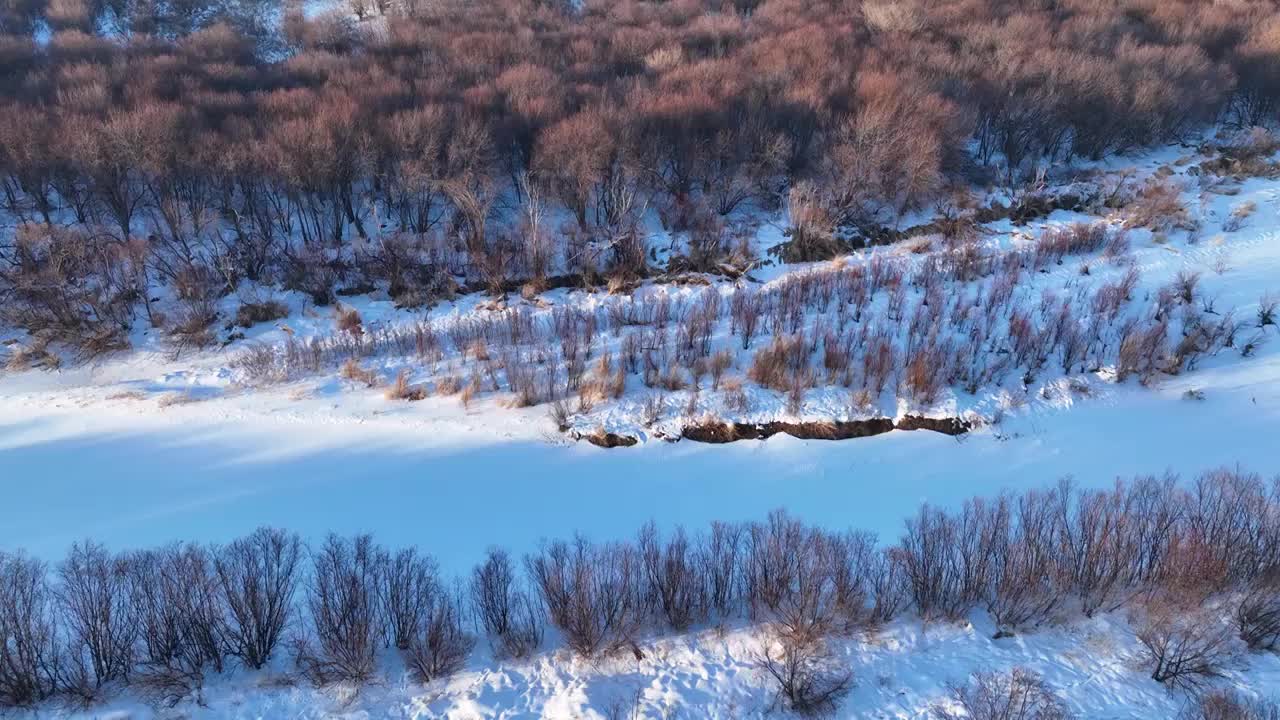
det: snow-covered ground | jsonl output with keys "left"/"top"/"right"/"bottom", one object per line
{"left": 2, "top": 140, "right": 1280, "bottom": 717}
{"left": 2, "top": 348, "right": 1278, "bottom": 572}
{"left": 17, "top": 611, "right": 1280, "bottom": 719}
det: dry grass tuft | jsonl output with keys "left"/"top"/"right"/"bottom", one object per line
{"left": 335, "top": 305, "right": 364, "bottom": 338}
{"left": 1223, "top": 200, "right": 1256, "bottom": 232}
{"left": 340, "top": 358, "right": 379, "bottom": 387}
{"left": 721, "top": 377, "right": 749, "bottom": 413}
{"left": 3, "top": 340, "right": 60, "bottom": 371}
{"left": 235, "top": 300, "right": 290, "bottom": 328}
{"left": 385, "top": 369, "right": 427, "bottom": 401}
{"left": 158, "top": 391, "right": 206, "bottom": 407}
{"left": 1124, "top": 180, "right": 1196, "bottom": 233}
{"left": 435, "top": 375, "right": 462, "bottom": 395}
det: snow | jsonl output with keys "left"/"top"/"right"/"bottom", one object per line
{"left": 2, "top": 140, "right": 1280, "bottom": 717}
{"left": 14, "top": 611, "right": 1280, "bottom": 718}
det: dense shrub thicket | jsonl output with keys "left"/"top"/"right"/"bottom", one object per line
{"left": 2, "top": 0, "right": 1280, "bottom": 353}
{"left": 1, "top": 467, "right": 1278, "bottom": 711}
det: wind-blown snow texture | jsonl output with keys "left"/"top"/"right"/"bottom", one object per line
{"left": 12, "top": 612, "right": 1280, "bottom": 719}
{"left": 2, "top": 141, "right": 1280, "bottom": 717}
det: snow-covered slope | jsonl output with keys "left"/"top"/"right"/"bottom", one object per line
{"left": 16, "top": 611, "right": 1280, "bottom": 719}
{"left": 2, "top": 140, "right": 1280, "bottom": 718}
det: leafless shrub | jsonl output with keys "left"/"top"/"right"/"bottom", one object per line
{"left": 167, "top": 298, "right": 219, "bottom": 349}
{"left": 0, "top": 553, "right": 60, "bottom": 707}
{"left": 1136, "top": 608, "right": 1238, "bottom": 691}
{"left": 543, "top": 400, "right": 570, "bottom": 433}
{"left": 642, "top": 394, "right": 665, "bottom": 426}
{"left": 295, "top": 535, "right": 382, "bottom": 685}
{"left": 744, "top": 511, "right": 807, "bottom": 619}
{"left": 1185, "top": 468, "right": 1274, "bottom": 584}
{"left": 638, "top": 523, "right": 706, "bottom": 632}
{"left": 126, "top": 545, "right": 225, "bottom": 705}
{"left": 985, "top": 492, "right": 1064, "bottom": 633}
{"left": 698, "top": 522, "right": 743, "bottom": 620}
{"left": 404, "top": 584, "right": 474, "bottom": 683}
{"left": 3, "top": 338, "right": 60, "bottom": 372}
{"left": 525, "top": 537, "right": 642, "bottom": 657}
{"left": 213, "top": 528, "right": 303, "bottom": 671}
{"left": 232, "top": 342, "right": 290, "bottom": 386}
{"left": 1236, "top": 569, "right": 1280, "bottom": 652}
{"left": 5, "top": 462, "right": 1280, "bottom": 709}
{"left": 1116, "top": 320, "right": 1169, "bottom": 384}
{"left": 1103, "top": 231, "right": 1132, "bottom": 262}
{"left": 460, "top": 376, "right": 481, "bottom": 408}
{"left": 782, "top": 183, "right": 844, "bottom": 263}
{"left": 1173, "top": 271, "right": 1202, "bottom": 305}
{"left": 867, "top": 547, "right": 908, "bottom": 625}
{"left": 1055, "top": 482, "right": 1135, "bottom": 617}
{"left": 899, "top": 505, "right": 968, "bottom": 620}
{"left": 377, "top": 548, "right": 440, "bottom": 651}
{"left": 1034, "top": 222, "right": 1112, "bottom": 267}
{"left": 1178, "top": 690, "right": 1280, "bottom": 720}
{"left": 708, "top": 350, "right": 733, "bottom": 390}
{"left": 385, "top": 369, "right": 426, "bottom": 400}
{"left": 471, "top": 549, "right": 543, "bottom": 659}
{"left": 743, "top": 511, "right": 852, "bottom": 646}
{"left": 750, "top": 335, "right": 810, "bottom": 393}
{"left": 863, "top": 0, "right": 924, "bottom": 33}
{"left": 1220, "top": 128, "right": 1280, "bottom": 162}
{"left": 731, "top": 290, "right": 763, "bottom": 350}
{"left": 1258, "top": 294, "right": 1277, "bottom": 328}
{"left": 56, "top": 541, "right": 135, "bottom": 693}
{"left": 932, "top": 667, "right": 1071, "bottom": 720}
{"left": 657, "top": 365, "right": 687, "bottom": 392}
{"left": 755, "top": 630, "right": 852, "bottom": 717}
{"left": 0, "top": 225, "right": 137, "bottom": 358}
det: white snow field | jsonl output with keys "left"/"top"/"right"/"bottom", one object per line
{"left": 2, "top": 139, "right": 1280, "bottom": 717}
{"left": 11, "top": 612, "right": 1280, "bottom": 719}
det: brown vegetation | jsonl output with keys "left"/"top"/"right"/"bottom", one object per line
{"left": 1, "top": 0, "right": 1275, "bottom": 351}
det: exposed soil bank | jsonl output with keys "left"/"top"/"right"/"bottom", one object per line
{"left": 579, "top": 431, "right": 641, "bottom": 448}
{"left": 577, "top": 415, "right": 971, "bottom": 447}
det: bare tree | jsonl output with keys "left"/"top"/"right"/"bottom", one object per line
{"left": 517, "top": 172, "right": 552, "bottom": 288}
